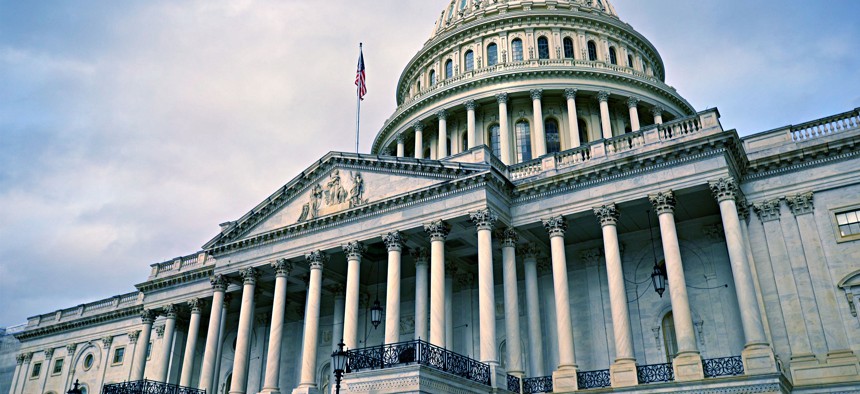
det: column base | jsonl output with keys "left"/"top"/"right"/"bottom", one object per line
{"left": 552, "top": 366, "right": 579, "bottom": 392}
{"left": 672, "top": 352, "right": 704, "bottom": 381}
{"left": 488, "top": 364, "right": 508, "bottom": 390}
{"left": 290, "top": 385, "right": 320, "bottom": 394}
{"left": 258, "top": 388, "right": 281, "bottom": 394}
{"left": 610, "top": 359, "right": 639, "bottom": 388}
{"left": 742, "top": 344, "right": 778, "bottom": 375}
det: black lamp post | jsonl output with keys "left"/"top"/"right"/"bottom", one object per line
{"left": 67, "top": 380, "right": 82, "bottom": 394}
{"left": 331, "top": 340, "right": 348, "bottom": 394}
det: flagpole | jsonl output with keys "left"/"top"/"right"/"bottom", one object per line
{"left": 355, "top": 43, "right": 362, "bottom": 154}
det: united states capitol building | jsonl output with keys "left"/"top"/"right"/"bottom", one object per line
{"left": 6, "top": 1, "right": 860, "bottom": 393}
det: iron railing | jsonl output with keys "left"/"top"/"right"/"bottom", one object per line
{"left": 507, "top": 374, "right": 521, "bottom": 393}
{"left": 522, "top": 376, "right": 553, "bottom": 393}
{"left": 703, "top": 356, "right": 744, "bottom": 378}
{"left": 577, "top": 369, "right": 611, "bottom": 389}
{"left": 345, "top": 339, "right": 490, "bottom": 386}
{"left": 103, "top": 380, "right": 205, "bottom": 394}
{"left": 637, "top": 362, "right": 674, "bottom": 384}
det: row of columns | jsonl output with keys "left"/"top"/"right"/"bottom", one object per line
{"left": 397, "top": 89, "right": 666, "bottom": 164}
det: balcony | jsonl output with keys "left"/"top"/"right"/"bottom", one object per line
{"left": 102, "top": 380, "right": 204, "bottom": 394}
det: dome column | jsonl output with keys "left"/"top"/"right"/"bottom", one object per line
{"left": 598, "top": 91, "right": 613, "bottom": 139}
{"left": 652, "top": 106, "right": 664, "bottom": 125}
{"left": 628, "top": 97, "right": 641, "bottom": 132}
{"left": 531, "top": 89, "right": 547, "bottom": 157}
{"left": 437, "top": 110, "right": 448, "bottom": 159}
{"left": 564, "top": 89, "right": 581, "bottom": 149}
{"left": 466, "top": 100, "right": 477, "bottom": 150}
{"left": 496, "top": 93, "right": 513, "bottom": 164}
{"left": 542, "top": 216, "right": 579, "bottom": 392}
{"left": 413, "top": 122, "right": 424, "bottom": 159}
{"left": 396, "top": 133, "right": 405, "bottom": 157}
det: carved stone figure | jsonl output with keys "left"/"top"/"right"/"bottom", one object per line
{"left": 348, "top": 172, "right": 366, "bottom": 208}
{"left": 325, "top": 170, "right": 347, "bottom": 205}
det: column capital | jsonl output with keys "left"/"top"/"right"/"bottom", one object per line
{"left": 786, "top": 192, "right": 814, "bottom": 216}
{"left": 66, "top": 343, "right": 78, "bottom": 355}
{"left": 222, "top": 293, "right": 233, "bottom": 308}
{"left": 597, "top": 90, "right": 610, "bottom": 102}
{"left": 536, "top": 258, "right": 552, "bottom": 275}
{"left": 457, "top": 272, "right": 474, "bottom": 288}
{"left": 579, "top": 248, "right": 603, "bottom": 266}
{"left": 162, "top": 304, "right": 178, "bottom": 318}
{"left": 593, "top": 203, "right": 620, "bottom": 226}
{"left": 396, "top": 133, "right": 407, "bottom": 144}
{"left": 187, "top": 298, "right": 203, "bottom": 314}
{"left": 342, "top": 241, "right": 366, "bottom": 260}
{"left": 465, "top": 100, "right": 477, "bottom": 110}
{"left": 517, "top": 242, "right": 539, "bottom": 259}
{"left": 752, "top": 199, "right": 782, "bottom": 222}
{"left": 627, "top": 96, "right": 640, "bottom": 108}
{"left": 140, "top": 309, "right": 157, "bottom": 324}
{"left": 155, "top": 325, "right": 166, "bottom": 338}
{"left": 210, "top": 274, "right": 229, "bottom": 291}
{"left": 530, "top": 89, "right": 544, "bottom": 101}
{"left": 383, "top": 230, "right": 406, "bottom": 251}
{"left": 496, "top": 92, "right": 509, "bottom": 104}
{"left": 542, "top": 215, "right": 567, "bottom": 238}
{"left": 15, "top": 353, "right": 25, "bottom": 365}
{"left": 413, "top": 121, "right": 425, "bottom": 132}
{"left": 44, "top": 348, "right": 54, "bottom": 359}
{"left": 424, "top": 219, "right": 451, "bottom": 241}
{"left": 271, "top": 258, "right": 293, "bottom": 277}
{"left": 326, "top": 284, "right": 346, "bottom": 297}
{"left": 445, "top": 260, "right": 459, "bottom": 277}
{"left": 436, "top": 109, "right": 449, "bottom": 120}
{"left": 305, "top": 250, "right": 328, "bottom": 270}
{"left": 101, "top": 336, "right": 113, "bottom": 349}
{"left": 708, "top": 177, "right": 739, "bottom": 202}
{"left": 736, "top": 198, "right": 751, "bottom": 221}
{"left": 651, "top": 105, "right": 664, "bottom": 117}
{"left": 239, "top": 267, "right": 260, "bottom": 285}
{"left": 498, "top": 227, "right": 519, "bottom": 248}
{"left": 410, "top": 246, "right": 429, "bottom": 265}
{"left": 649, "top": 190, "right": 677, "bottom": 215}
{"left": 469, "top": 208, "right": 498, "bottom": 231}
{"left": 22, "top": 352, "right": 33, "bottom": 363}
{"left": 564, "top": 88, "right": 578, "bottom": 100}
{"left": 127, "top": 330, "right": 141, "bottom": 344}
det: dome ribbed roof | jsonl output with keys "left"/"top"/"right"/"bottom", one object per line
{"left": 430, "top": 0, "right": 618, "bottom": 41}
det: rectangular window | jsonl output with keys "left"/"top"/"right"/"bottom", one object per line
{"left": 31, "top": 362, "right": 42, "bottom": 379}
{"left": 52, "top": 358, "right": 64, "bottom": 375}
{"left": 835, "top": 208, "right": 860, "bottom": 242}
{"left": 112, "top": 347, "right": 125, "bottom": 365}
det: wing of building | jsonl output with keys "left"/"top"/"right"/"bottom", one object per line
{"left": 7, "top": 1, "right": 860, "bottom": 394}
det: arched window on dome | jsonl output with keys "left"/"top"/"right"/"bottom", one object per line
{"left": 487, "top": 43, "right": 498, "bottom": 66}
{"left": 488, "top": 124, "right": 501, "bottom": 158}
{"left": 464, "top": 50, "right": 474, "bottom": 72}
{"left": 587, "top": 40, "right": 597, "bottom": 61}
{"left": 609, "top": 46, "right": 618, "bottom": 65}
{"left": 511, "top": 39, "right": 524, "bottom": 62}
{"left": 545, "top": 118, "right": 560, "bottom": 154}
{"left": 515, "top": 120, "right": 532, "bottom": 162}
{"left": 662, "top": 312, "right": 679, "bottom": 363}
{"left": 445, "top": 59, "right": 453, "bottom": 79}
{"left": 447, "top": 2, "right": 455, "bottom": 22}
{"left": 416, "top": 79, "right": 421, "bottom": 92}
{"left": 460, "top": 0, "right": 468, "bottom": 10}
{"left": 578, "top": 118, "right": 589, "bottom": 144}
{"left": 537, "top": 36, "right": 550, "bottom": 60}
{"left": 429, "top": 69, "right": 436, "bottom": 85}
{"left": 563, "top": 37, "right": 574, "bottom": 59}
{"left": 627, "top": 53, "right": 634, "bottom": 68}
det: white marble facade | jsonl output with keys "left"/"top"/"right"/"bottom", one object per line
{"left": 7, "top": 1, "right": 860, "bottom": 394}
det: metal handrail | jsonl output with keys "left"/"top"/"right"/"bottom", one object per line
{"left": 102, "top": 380, "right": 205, "bottom": 394}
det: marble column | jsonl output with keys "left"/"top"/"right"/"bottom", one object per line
{"left": 466, "top": 100, "right": 477, "bottom": 149}
{"left": 424, "top": 220, "right": 449, "bottom": 347}
{"left": 396, "top": 134, "right": 405, "bottom": 158}
{"left": 17, "top": 353, "right": 31, "bottom": 394}
{"left": 131, "top": 310, "right": 156, "bottom": 381}
{"left": 564, "top": 88, "right": 581, "bottom": 149}
{"left": 520, "top": 244, "right": 545, "bottom": 377}
{"left": 531, "top": 89, "right": 547, "bottom": 157}
{"left": 230, "top": 268, "right": 260, "bottom": 394}
{"left": 199, "top": 275, "right": 228, "bottom": 392}
{"left": 413, "top": 122, "right": 424, "bottom": 159}
{"left": 470, "top": 209, "right": 500, "bottom": 365}
{"left": 260, "top": 260, "right": 293, "bottom": 394}
{"left": 412, "top": 247, "right": 430, "bottom": 341}
{"left": 500, "top": 229, "right": 524, "bottom": 377}
{"left": 652, "top": 106, "right": 664, "bottom": 125}
{"left": 445, "top": 261, "right": 457, "bottom": 349}
{"left": 39, "top": 349, "right": 55, "bottom": 394}
{"left": 542, "top": 216, "right": 578, "bottom": 391}
{"left": 179, "top": 299, "right": 203, "bottom": 387}
{"left": 213, "top": 295, "right": 231, "bottom": 392}
{"left": 383, "top": 231, "right": 405, "bottom": 344}
{"left": 593, "top": 204, "right": 638, "bottom": 387}
{"left": 497, "top": 93, "right": 513, "bottom": 164}
{"left": 649, "top": 191, "right": 703, "bottom": 380}
{"left": 154, "top": 305, "right": 177, "bottom": 383}
{"left": 64, "top": 344, "right": 77, "bottom": 391}
{"left": 627, "top": 97, "right": 640, "bottom": 132}
{"left": 9, "top": 354, "right": 23, "bottom": 394}
{"left": 342, "top": 241, "right": 366, "bottom": 350}
{"left": 293, "top": 251, "right": 327, "bottom": 394}
{"left": 437, "top": 110, "right": 449, "bottom": 159}
{"left": 598, "top": 91, "right": 613, "bottom": 139}
{"left": 329, "top": 285, "right": 346, "bottom": 352}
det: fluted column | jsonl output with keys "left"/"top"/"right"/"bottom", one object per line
{"left": 627, "top": 97, "right": 640, "bottom": 132}
{"left": 294, "top": 251, "right": 327, "bottom": 394}
{"left": 199, "top": 275, "right": 228, "bottom": 392}
{"left": 594, "top": 204, "right": 638, "bottom": 387}
{"left": 413, "top": 122, "right": 424, "bottom": 159}
{"left": 154, "top": 305, "right": 177, "bottom": 383}
{"left": 520, "top": 244, "right": 545, "bottom": 377}
{"left": 497, "top": 93, "right": 513, "bottom": 164}
{"left": 709, "top": 178, "right": 777, "bottom": 374}
{"left": 470, "top": 209, "right": 499, "bottom": 365}
{"left": 131, "top": 310, "right": 156, "bottom": 381}
{"left": 412, "top": 247, "right": 430, "bottom": 341}
{"left": 260, "top": 260, "right": 293, "bottom": 394}
{"left": 598, "top": 91, "right": 612, "bottom": 139}
{"left": 564, "top": 89, "right": 581, "bottom": 148}
{"left": 466, "top": 100, "right": 477, "bottom": 149}
{"left": 179, "top": 299, "right": 203, "bottom": 387}
{"left": 542, "top": 216, "right": 579, "bottom": 391}
{"left": 424, "top": 220, "right": 450, "bottom": 348}
{"left": 652, "top": 106, "right": 664, "bottom": 125}
{"left": 396, "top": 134, "right": 405, "bottom": 157}
{"left": 383, "top": 231, "right": 405, "bottom": 344}
{"left": 500, "top": 229, "right": 524, "bottom": 377}
{"left": 9, "top": 354, "right": 23, "bottom": 394}
{"left": 649, "top": 191, "right": 703, "bottom": 381}
{"left": 342, "top": 241, "right": 365, "bottom": 350}
{"left": 531, "top": 89, "right": 547, "bottom": 157}
{"left": 229, "top": 268, "right": 260, "bottom": 394}
{"left": 437, "top": 110, "right": 448, "bottom": 159}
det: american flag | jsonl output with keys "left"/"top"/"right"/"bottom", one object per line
{"left": 355, "top": 44, "right": 367, "bottom": 100}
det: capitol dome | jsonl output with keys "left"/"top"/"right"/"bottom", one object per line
{"left": 372, "top": 0, "right": 695, "bottom": 165}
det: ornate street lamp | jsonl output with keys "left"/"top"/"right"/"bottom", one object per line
{"left": 370, "top": 298, "right": 383, "bottom": 329}
{"left": 647, "top": 211, "right": 668, "bottom": 297}
{"left": 331, "top": 340, "right": 348, "bottom": 394}
{"left": 66, "top": 380, "right": 82, "bottom": 394}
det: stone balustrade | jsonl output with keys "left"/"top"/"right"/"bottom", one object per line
{"left": 791, "top": 108, "right": 860, "bottom": 141}
{"left": 26, "top": 291, "right": 141, "bottom": 328}
{"left": 149, "top": 252, "right": 212, "bottom": 279}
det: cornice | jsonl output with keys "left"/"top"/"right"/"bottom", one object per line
{"left": 135, "top": 265, "right": 214, "bottom": 293}
{"left": 742, "top": 133, "right": 860, "bottom": 181}
{"left": 14, "top": 305, "right": 143, "bottom": 342}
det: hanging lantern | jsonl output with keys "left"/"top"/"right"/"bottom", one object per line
{"left": 370, "top": 298, "right": 383, "bottom": 329}
{"left": 651, "top": 259, "right": 668, "bottom": 297}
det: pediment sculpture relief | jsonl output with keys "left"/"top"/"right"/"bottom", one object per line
{"left": 297, "top": 170, "right": 368, "bottom": 223}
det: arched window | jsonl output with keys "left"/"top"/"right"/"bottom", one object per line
{"left": 429, "top": 69, "right": 436, "bottom": 85}
{"left": 487, "top": 43, "right": 498, "bottom": 66}
{"left": 662, "top": 312, "right": 679, "bottom": 363}
{"left": 460, "top": 0, "right": 468, "bottom": 10}
{"left": 464, "top": 50, "right": 474, "bottom": 72}
{"left": 445, "top": 59, "right": 453, "bottom": 79}
{"left": 627, "top": 54, "right": 634, "bottom": 68}
{"left": 512, "top": 39, "right": 524, "bottom": 62}
{"left": 417, "top": 79, "right": 421, "bottom": 92}
{"left": 563, "top": 37, "right": 574, "bottom": 58}
{"left": 609, "top": 46, "right": 618, "bottom": 65}
{"left": 578, "top": 118, "right": 589, "bottom": 144}
{"left": 587, "top": 40, "right": 597, "bottom": 61}
{"left": 488, "top": 124, "right": 501, "bottom": 158}
{"left": 545, "top": 118, "right": 560, "bottom": 153}
{"left": 515, "top": 120, "right": 532, "bottom": 162}
{"left": 447, "top": 3, "right": 455, "bottom": 22}
{"left": 537, "top": 36, "right": 550, "bottom": 59}
{"left": 223, "top": 374, "right": 232, "bottom": 394}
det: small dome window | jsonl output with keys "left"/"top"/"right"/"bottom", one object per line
{"left": 515, "top": 120, "right": 532, "bottom": 162}
{"left": 487, "top": 43, "right": 498, "bottom": 66}
{"left": 609, "top": 46, "right": 618, "bottom": 65}
{"left": 459, "top": 0, "right": 468, "bottom": 10}
{"left": 511, "top": 39, "right": 524, "bottom": 62}
{"left": 563, "top": 37, "right": 574, "bottom": 59}
{"left": 445, "top": 59, "right": 454, "bottom": 79}
{"left": 587, "top": 40, "right": 598, "bottom": 61}
{"left": 464, "top": 50, "right": 474, "bottom": 72}
{"left": 429, "top": 69, "right": 436, "bottom": 85}
{"left": 545, "top": 119, "right": 560, "bottom": 153}
{"left": 537, "top": 36, "right": 550, "bottom": 59}
{"left": 627, "top": 53, "right": 634, "bottom": 68}
{"left": 488, "top": 124, "right": 501, "bottom": 158}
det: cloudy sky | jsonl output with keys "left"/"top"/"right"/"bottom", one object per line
{"left": 1, "top": 0, "right": 859, "bottom": 327}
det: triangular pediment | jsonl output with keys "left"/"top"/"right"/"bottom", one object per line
{"left": 203, "top": 152, "right": 491, "bottom": 249}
